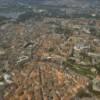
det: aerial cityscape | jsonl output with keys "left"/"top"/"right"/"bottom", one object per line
{"left": 0, "top": 0, "right": 100, "bottom": 100}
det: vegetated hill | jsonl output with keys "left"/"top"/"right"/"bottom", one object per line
{"left": 0, "top": 0, "right": 99, "bottom": 7}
